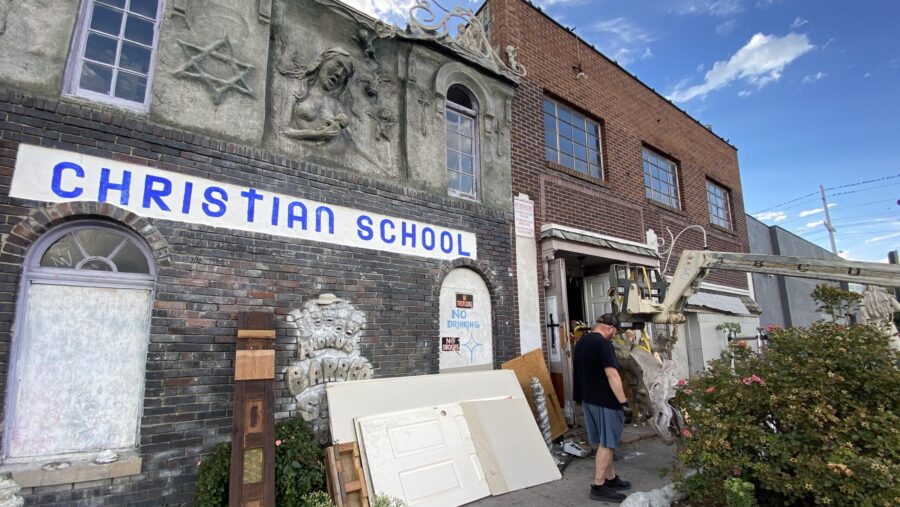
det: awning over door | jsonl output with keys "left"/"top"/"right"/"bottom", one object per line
{"left": 540, "top": 224, "right": 659, "bottom": 266}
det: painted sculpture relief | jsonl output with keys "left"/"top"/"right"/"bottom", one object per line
{"left": 285, "top": 294, "right": 373, "bottom": 440}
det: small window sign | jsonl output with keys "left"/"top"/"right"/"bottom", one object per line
{"left": 455, "top": 293, "right": 474, "bottom": 308}
{"left": 441, "top": 337, "right": 460, "bottom": 352}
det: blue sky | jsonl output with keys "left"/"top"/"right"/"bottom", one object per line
{"left": 344, "top": 0, "right": 899, "bottom": 262}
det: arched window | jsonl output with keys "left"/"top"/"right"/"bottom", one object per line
{"left": 446, "top": 84, "right": 479, "bottom": 200}
{"left": 4, "top": 221, "right": 155, "bottom": 461}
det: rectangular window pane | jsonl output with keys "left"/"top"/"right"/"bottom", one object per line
{"left": 574, "top": 144, "right": 587, "bottom": 161}
{"left": 544, "top": 114, "right": 556, "bottom": 134}
{"left": 574, "top": 159, "right": 587, "bottom": 174}
{"left": 124, "top": 15, "right": 154, "bottom": 45}
{"left": 558, "top": 107, "right": 571, "bottom": 123}
{"left": 458, "top": 174, "right": 474, "bottom": 194}
{"left": 559, "top": 138, "right": 573, "bottom": 155}
{"left": 460, "top": 136, "right": 473, "bottom": 156}
{"left": 448, "top": 169, "right": 460, "bottom": 191}
{"left": 559, "top": 122, "right": 572, "bottom": 139}
{"left": 643, "top": 148, "right": 680, "bottom": 208}
{"left": 84, "top": 33, "right": 118, "bottom": 65}
{"left": 80, "top": 61, "right": 113, "bottom": 94}
{"left": 590, "top": 164, "right": 600, "bottom": 179}
{"left": 560, "top": 153, "right": 574, "bottom": 168}
{"left": 98, "top": 0, "right": 126, "bottom": 7}
{"left": 544, "top": 97, "right": 604, "bottom": 179}
{"left": 460, "top": 155, "right": 474, "bottom": 176}
{"left": 447, "top": 131, "right": 461, "bottom": 151}
{"left": 130, "top": 0, "right": 159, "bottom": 19}
{"left": 544, "top": 130, "right": 557, "bottom": 150}
{"left": 90, "top": 4, "right": 123, "bottom": 36}
{"left": 543, "top": 99, "right": 555, "bottom": 115}
{"left": 120, "top": 41, "right": 151, "bottom": 74}
{"left": 458, "top": 116, "right": 474, "bottom": 135}
{"left": 545, "top": 147, "right": 558, "bottom": 163}
{"left": 114, "top": 72, "right": 147, "bottom": 102}
{"left": 447, "top": 150, "right": 459, "bottom": 171}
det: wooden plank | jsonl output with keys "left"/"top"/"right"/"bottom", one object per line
{"left": 235, "top": 350, "right": 275, "bottom": 380}
{"left": 501, "top": 350, "right": 567, "bottom": 440}
{"left": 324, "top": 446, "right": 345, "bottom": 507}
{"left": 237, "top": 329, "right": 277, "bottom": 339}
{"left": 333, "top": 442, "right": 368, "bottom": 507}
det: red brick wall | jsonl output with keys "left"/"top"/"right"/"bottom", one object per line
{"left": 486, "top": 0, "right": 750, "bottom": 341}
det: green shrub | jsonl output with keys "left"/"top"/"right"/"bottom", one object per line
{"left": 193, "top": 417, "right": 326, "bottom": 507}
{"left": 194, "top": 441, "right": 231, "bottom": 507}
{"left": 371, "top": 494, "right": 408, "bottom": 507}
{"left": 811, "top": 284, "right": 862, "bottom": 323}
{"left": 724, "top": 478, "right": 757, "bottom": 507}
{"left": 275, "top": 416, "right": 327, "bottom": 505}
{"left": 672, "top": 322, "right": 900, "bottom": 506}
{"left": 299, "top": 490, "right": 335, "bottom": 507}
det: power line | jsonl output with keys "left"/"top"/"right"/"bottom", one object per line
{"left": 829, "top": 181, "right": 900, "bottom": 198}
{"left": 750, "top": 174, "right": 900, "bottom": 214}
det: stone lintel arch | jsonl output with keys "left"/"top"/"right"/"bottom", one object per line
{"left": 434, "top": 257, "right": 506, "bottom": 368}
{"left": 2, "top": 202, "right": 172, "bottom": 270}
{"left": 433, "top": 61, "right": 496, "bottom": 120}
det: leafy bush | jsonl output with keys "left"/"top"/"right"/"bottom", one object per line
{"left": 194, "top": 440, "right": 232, "bottom": 507}
{"left": 193, "top": 417, "right": 326, "bottom": 507}
{"left": 275, "top": 416, "right": 327, "bottom": 505}
{"left": 371, "top": 494, "right": 408, "bottom": 507}
{"left": 672, "top": 322, "right": 900, "bottom": 506}
{"left": 299, "top": 490, "right": 335, "bottom": 507}
{"left": 811, "top": 284, "right": 862, "bottom": 323}
{"left": 724, "top": 478, "right": 757, "bottom": 507}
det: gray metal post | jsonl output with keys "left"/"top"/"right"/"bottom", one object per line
{"left": 819, "top": 185, "right": 838, "bottom": 254}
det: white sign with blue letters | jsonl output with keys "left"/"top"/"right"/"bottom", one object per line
{"left": 11, "top": 145, "right": 477, "bottom": 261}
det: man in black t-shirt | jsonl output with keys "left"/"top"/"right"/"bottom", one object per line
{"left": 573, "top": 313, "right": 632, "bottom": 503}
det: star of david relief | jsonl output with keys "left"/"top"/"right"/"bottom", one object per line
{"left": 174, "top": 36, "right": 254, "bottom": 105}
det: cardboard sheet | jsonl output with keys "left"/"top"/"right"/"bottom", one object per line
{"left": 326, "top": 370, "right": 523, "bottom": 444}
{"left": 460, "top": 398, "right": 562, "bottom": 495}
{"left": 501, "top": 349, "right": 568, "bottom": 440}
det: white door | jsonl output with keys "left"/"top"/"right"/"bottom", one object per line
{"left": 357, "top": 404, "right": 490, "bottom": 507}
{"left": 583, "top": 273, "right": 612, "bottom": 324}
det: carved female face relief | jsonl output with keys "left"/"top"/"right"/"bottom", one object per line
{"left": 319, "top": 54, "right": 353, "bottom": 93}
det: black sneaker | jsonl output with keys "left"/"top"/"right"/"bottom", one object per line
{"left": 605, "top": 475, "right": 631, "bottom": 490}
{"left": 590, "top": 483, "right": 627, "bottom": 503}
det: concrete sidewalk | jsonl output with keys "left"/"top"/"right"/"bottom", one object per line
{"left": 469, "top": 437, "right": 677, "bottom": 507}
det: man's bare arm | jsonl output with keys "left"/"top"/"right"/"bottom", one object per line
{"left": 604, "top": 367, "right": 627, "bottom": 404}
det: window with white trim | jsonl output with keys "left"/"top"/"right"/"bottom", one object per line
{"left": 446, "top": 85, "right": 479, "bottom": 200}
{"left": 543, "top": 98, "right": 603, "bottom": 179}
{"left": 706, "top": 179, "right": 733, "bottom": 229}
{"left": 66, "top": 0, "right": 163, "bottom": 111}
{"left": 4, "top": 222, "right": 155, "bottom": 461}
{"left": 642, "top": 147, "right": 681, "bottom": 208}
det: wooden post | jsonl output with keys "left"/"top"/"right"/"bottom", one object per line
{"left": 230, "top": 312, "right": 276, "bottom": 507}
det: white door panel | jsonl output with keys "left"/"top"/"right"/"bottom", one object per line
{"left": 357, "top": 404, "right": 490, "bottom": 507}
{"left": 583, "top": 273, "right": 611, "bottom": 324}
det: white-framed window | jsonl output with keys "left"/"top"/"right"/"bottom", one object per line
{"left": 446, "top": 85, "right": 479, "bottom": 201}
{"left": 706, "top": 179, "right": 733, "bottom": 229}
{"left": 65, "top": 0, "right": 164, "bottom": 112}
{"left": 642, "top": 147, "right": 681, "bottom": 209}
{"left": 543, "top": 98, "right": 603, "bottom": 179}
{"left": 4, "top": 221, "right": 155, "bottom": 461}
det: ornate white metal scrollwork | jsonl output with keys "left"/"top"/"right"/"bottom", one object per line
{"left": 406, "top": 0, "right": 526, "bottom": 78}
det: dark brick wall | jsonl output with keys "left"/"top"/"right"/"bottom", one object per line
{"left": 486, "top": 0, "right": 750, "bottom": 345}
{"left": 0, "top": 89, "right": 516, "bottom": 506}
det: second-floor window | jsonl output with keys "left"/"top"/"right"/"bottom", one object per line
{"left": 706, "top": 180, "right": 733, "bottom": 229}
{"left": 643, "top": 147, "right": 681, "bottom": 208}
{"left": 446, "top": 85, "right": 479, "bottom": 200}
{"left": 66, "top": 0, "right": 163, "bottom": 111}
{"left": 544, "top": 98, "right": 603, "bottom": 179}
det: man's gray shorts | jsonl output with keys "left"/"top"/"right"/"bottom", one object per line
{"left": 583, "top": 403, "right": 625, "bottom": 448}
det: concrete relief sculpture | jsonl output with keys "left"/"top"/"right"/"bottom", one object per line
{"left": 285, "top": 294, "right": 373, "bottom": 440}
{"left": 277, "top": 47, "right": 355, "bottom": 142}
{"left": 173, "top": 36, "right": 255, "bottom": 104}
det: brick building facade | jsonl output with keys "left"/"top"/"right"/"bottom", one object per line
{"left": 483, "top": 0, "right": 758, "bottom": 398}
{"left": 0, "top": 1, "right": 521, "bottom": 504}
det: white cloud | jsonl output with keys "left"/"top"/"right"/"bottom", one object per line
{"left": 672, "top": 0, "right": 743, "bottom": 17}
{"left": 864, "top": 72, "right": 872, "bottom": 78}
{"left": 696, "top": 63, "right": 706, "bottom": 73}
{"left": 798, "top": 203, "right": 835, "bottom": 217}
{"left": 790, "top": 17, "right": 808, "bottom": 29}
{"left": 822, "top": 38, "right": 835, "bottom": 49}
{"left": 533, "top": 0, "right": 587, "bottom": 7}
{"left": 797, "top": 219, "right": 825, "bottom": 230}
{"left": 754, "top": 210, "right": 787, "bottom": 222}
{"left": 668, "top": 32, "right": 814, "bottom": 102}
{"left": 716, "top": 19, "right": 737, "bottom": 35}
{"left": 737, "top": 89, "right": 752, "bottom": 97}
{"left": 865, "top": 231, "right": 900, "bottom": 243}
{"left": 584, "top": 17, "right": 655, "bottom": 66}
{"left": 341, "top": 0, "right": 417, "bottom": 21}
{"left": 802, "top": 71, "right": 826, "bottom": 83}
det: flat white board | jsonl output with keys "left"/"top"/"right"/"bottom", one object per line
{"left": 326, "top": 370, "right": 523, "bottom": 444}
{"left": 357, "top": 404, "right": 490, "bottom": 507}
{"left": 461, "top": 398, "right": 562, "bottom": 495}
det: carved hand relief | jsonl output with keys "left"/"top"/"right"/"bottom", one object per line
{"left": 173, "top": 36, "right": 255, "bottom": 104}
{"left": 285, "top": 294, "right": 373, "bottom": 440}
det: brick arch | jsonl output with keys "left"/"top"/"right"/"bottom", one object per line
{"left": 433, "top": 257, "right": 508, "bottom": 367}
{"left": 2, "top": 201, "right": 172, "bottom": 268}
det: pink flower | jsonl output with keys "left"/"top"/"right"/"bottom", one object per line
{"left": 742, "top": 377, "right": 752, "bottom": 385}
{"left": 684, "top": 389, "right": 693, "bottom": 395}
{"left": 706, "top": 387, "right": 716, "bottom": 394}
{"left": 681, "top": 429, "right": 692, "bottom": 438}
{"left": 275, "top": 440, "right": 282, "bottom": 446}
{"left": 676, "top": 378, "right": 687, "bottom": 386}
{"left": 766, "top": 324, "right": 781, "bottom": 332}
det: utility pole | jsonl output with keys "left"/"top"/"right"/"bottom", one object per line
{"left": 820, "top": 185, "right": 838, "bottom": 255}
